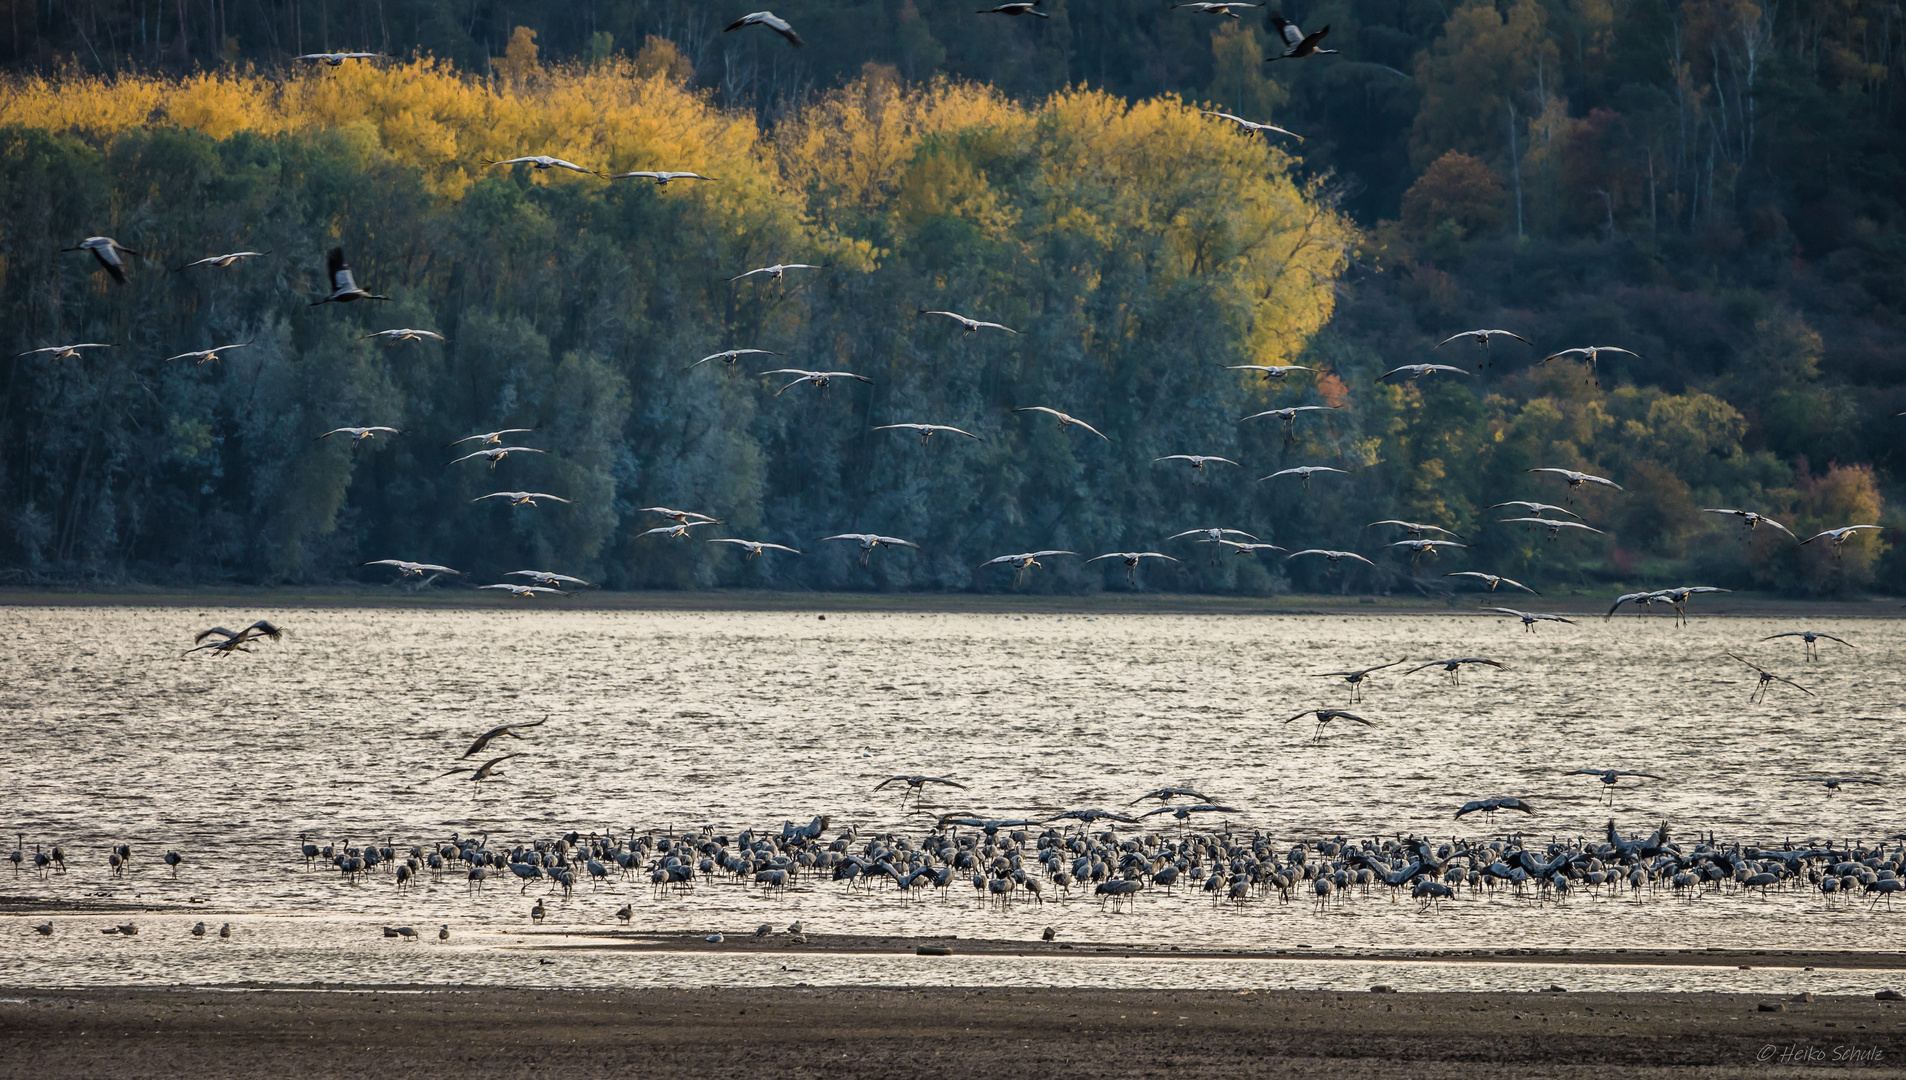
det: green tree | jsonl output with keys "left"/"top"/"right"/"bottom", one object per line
{"left": 1409, "top": 0, "right": 1558, "bottom": 173}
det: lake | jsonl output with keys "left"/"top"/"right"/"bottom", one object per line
{"left": 3, "top": 606, "right": 1902, "bottom": 987}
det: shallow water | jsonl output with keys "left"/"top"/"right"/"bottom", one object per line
{"left": 4, "top": 606, "right": 1905, "bottom": 987}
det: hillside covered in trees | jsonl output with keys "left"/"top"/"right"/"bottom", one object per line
{"left": 0, "top": 0, "right": 1899, "bottom": 596}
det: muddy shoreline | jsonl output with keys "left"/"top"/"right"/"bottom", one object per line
{"left": 3, "top": 985, "right": 1902, "bottom": 1078}
{"left": 508, "top": 930, "right": 1906, "bottom": 971}
{"left": 7, "top": 907, "right": 1904, "bottom": 971}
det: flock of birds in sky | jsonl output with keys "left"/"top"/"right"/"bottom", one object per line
{"left": 11, "top": 4, "right": 1900, "bottom": 945}
{"left": 23, "top": 12, "right": 1887, "bottom": 602}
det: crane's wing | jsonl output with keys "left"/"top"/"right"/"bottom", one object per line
{"left": 1538, "top": 349, "right": 1588, "bottom": 364}
{"left": 759, "top": 13, "right": 804, "bottom": 45}
{"left": 326, "top": 247, "right": 352, "bottom": 291}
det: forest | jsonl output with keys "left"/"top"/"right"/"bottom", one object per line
{"left": 0, "top": 0, "right": 1899, "bottom": 597}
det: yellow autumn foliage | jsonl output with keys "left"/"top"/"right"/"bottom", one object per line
{"left": 0, "top": 57, "right": 776, "bottom": 205}
{"left": 778, "top": 74, "right": 1352, "bottom": 368}
{"left": 777, "top": 67, "right": 1028, "bottom": 224}
{"left": 0, "top": 58, "right": 1351, "bottom": 367}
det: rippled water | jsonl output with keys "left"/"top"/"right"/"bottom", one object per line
{"left": 4, "top": 606, "right": 1904, "bottom": 987}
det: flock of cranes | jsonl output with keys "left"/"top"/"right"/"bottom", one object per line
{"left": 22, "top": 18, "right": 1884, "bottom": 600}
{"left": 24, "top": 785, "right": 1903, "bottom": 945}
{"left": 15, "top": 7, "right": 1900, "bottom": 954}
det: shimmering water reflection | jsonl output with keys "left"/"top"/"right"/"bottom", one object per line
{"left": 5, "top": 606, "right": 1904, "bottom": 986}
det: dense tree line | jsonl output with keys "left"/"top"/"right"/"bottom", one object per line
{"left": 0, "top": 1, "right": 1898, "bottom": 595}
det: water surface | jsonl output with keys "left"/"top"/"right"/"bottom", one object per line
{"left": 5, "top": 607, "right": 1903, "bottom": 985}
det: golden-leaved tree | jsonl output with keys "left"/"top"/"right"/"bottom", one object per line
{"left": 0, "top": 55, "right": 1357, "bottom": 592}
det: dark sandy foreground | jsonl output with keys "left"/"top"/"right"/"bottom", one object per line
{"left": 3, "top": 986, "right": 1903, "bottom": 1079}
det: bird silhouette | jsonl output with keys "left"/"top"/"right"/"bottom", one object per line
{"left": 63, "top": 236, "right": 138, "bottom": 283}
{"left": 310, "top": 247, "right": 389, "bottom": 305}
{"left": 724, "top": 11, "right": 804, "bottom": 46}
{"left": 1265, "top": 15, "right": 1337, "bottom": 61}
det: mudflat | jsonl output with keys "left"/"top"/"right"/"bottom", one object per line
{"left": 3, "top": 986, "right": 1902, "bottom": 1079}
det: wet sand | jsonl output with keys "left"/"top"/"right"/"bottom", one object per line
{"left": 3, "top": 984, "right": 1902, "bottom": 1078}
{"left": 524, "top": 929, "right": 1906, "bottom": 971}
{"left": 7, "top": 900, "right": 1904, "bottom": 972}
